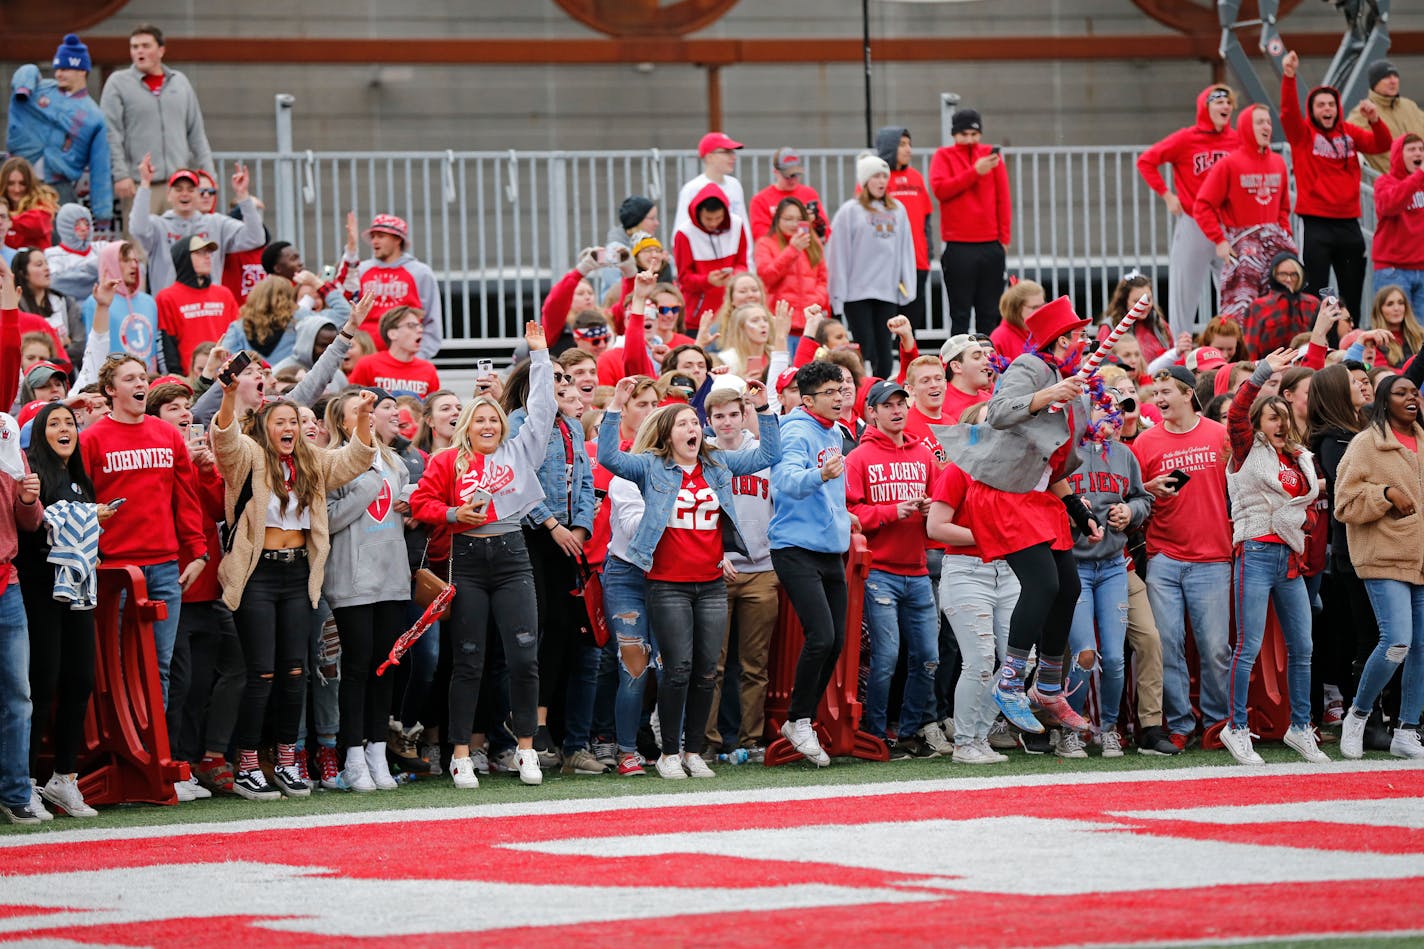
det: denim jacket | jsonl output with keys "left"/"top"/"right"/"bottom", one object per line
{"left": 597, "top": 408, "right": 781, "bottom": 574}
{"left": 508, "top": 408, "right": 596, "bottom": 533}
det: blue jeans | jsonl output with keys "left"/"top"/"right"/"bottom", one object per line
{"left": 1230, "top": 541, "right": 1313, "bottom": 729}
{"left": 123, "top": 561, "right": 181, "bottom": 707}
{"left": 1374, "top": 267, "right": 1424, "bottom": 322}
{"left": 1146, "top": 554, "right": 1232, "bottom": 734}
{"left": 604, "top": 556, "right": 654, "bottom": 753}
{"left": 1359, "top": 578, "right": 1424, "bottom": 726}
{"left": 1067, "top": 558, "right": 1130, "bottom": 727}
{"left": 0, "top": 584, "right": 32, "bottom": 807}
{"left": 562, "top": 634, "right": 604, "bottom": 753}
{"left": 862, "top": 570, "right": 939, "bottom": 739}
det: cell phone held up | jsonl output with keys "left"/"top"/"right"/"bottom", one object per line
{"left": 219, "top": 351, "right": 252, "bottom": 386}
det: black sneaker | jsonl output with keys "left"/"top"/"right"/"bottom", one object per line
{"left": 889, "top": 736, "right": 937, "bottom": 759}
{"left": 272, "top": 764, "right": 312, "bottom": 798}
{"left": 1017, "top": 730, "right": 1052, "bottom": 755}
{"left": 0, "top": 800, "right": 44, "bottom": 825}
{"left": 234, "top": 768, "right": 281, "bottom": 801}
{"left": 636, "top": 724, "right": 661, "bottom": 763}
{"left": 1365, "top": 709, "right": 1394, "bottom": 751}
{"left": 1137, "top": 725, "right": 1182, "bottom": 757}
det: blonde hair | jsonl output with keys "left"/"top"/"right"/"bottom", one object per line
{"left": 240, "top": 276, "right": 298, "bottom": 347}
{"left": 999, "top": 280, "right": 1044, "bottom": 330}
{"left": 451, "top": 395, "right": 510, "bottom": 478}
{"left": 712, "top": 272, "right": 765, "bottom": 334}
{"left": 631, "top": 403, "right": 719, "bottom": 465}
{"left": 1372, "top": 285, "right": 1424, "bottom": 366}
{"left": 722, "top": 303, "right": 776, "bottom": 380}
{"left": 324, "top": 388, "right": 398, "bottom": 468}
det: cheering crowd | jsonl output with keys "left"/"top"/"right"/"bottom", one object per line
{"left": 2, "top": 25, "right": 1424, "bottom": 824}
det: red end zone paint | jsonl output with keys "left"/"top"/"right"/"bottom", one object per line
{"left": 3, "top": 767, "right": 1424, "bottom": 948}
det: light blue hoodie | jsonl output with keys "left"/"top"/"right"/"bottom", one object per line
{"left": 769, "top": 407, "right": 851, "bottom": 554}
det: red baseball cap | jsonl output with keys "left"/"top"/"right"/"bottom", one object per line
{"left": 16, "top": 400, "right": 49, "bottom": 428}
{"left": 774, "top": 367, "right": 799, "bottom": 394}
{"left": 167, "top": 169, "right": 200, "bottom": 188}
{"left": 698, "top": 132, "right": 744, "bottom": 158}
{"left": 151, "top": 374, "right": 194, "bottom": 395}
{"left": 1185, "top": 346, "right": 1228, "bottom": 373}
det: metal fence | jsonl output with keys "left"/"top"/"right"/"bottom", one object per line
{"left": 210, "top": 145, "right": 1378, "bottom": 366}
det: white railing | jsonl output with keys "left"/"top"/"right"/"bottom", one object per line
{"left": 209, "top": 146, "right": 1380, "bottom": 365}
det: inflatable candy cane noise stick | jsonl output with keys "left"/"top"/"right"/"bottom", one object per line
{"left": 1050, "top": 291, "right": 1153, "bottom": 412}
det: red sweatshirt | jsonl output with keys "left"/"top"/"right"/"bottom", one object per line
{"left": 1136, "top": 85, "right": 1241, "bottom": 215}
{"left": 347, "top": 350, "right": 441, "bottom": 398}
{"left": 844, "top": 425, "right": 935, "bottom": 575}
{"left": 673, "top": 182, "right": 749, "bottom": 329}
{"left": 5, "top": 208, "right": 53, "bottom": 251}
{"left": 1281, "top": 75, "right": 1392, "bottom": 219}
{"left": 1373, "top": 135, "right": 1424, "bottom": 271}
{"left": 183, "top": 460, "right": 226, "bottom": 604}
{"left": 156, "top": 282, "right": 238, "bottom": 375}
{"left": 0, "top": 309, "right": 25, "bottom": 410}
{"left": 1193, "top": 109, "right": 1293, "bottom": 244}
{"left": 0, "top": 454, "right": 42, "bottom": 588}
{"left": 989, "top": 320, "right": 1030, "bottom": 359}
{"left": 928, "top": 143, "right": 1011, "bottom": 245}
{"left": 80, "top": 414, "right": 206, "bottom": 566}
{"left": 221, "top": 245, "right": 267, "bottom": 306}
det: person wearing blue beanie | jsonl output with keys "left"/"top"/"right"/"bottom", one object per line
{"left": 7, "top": 34, "right": 112, "bottom": 229}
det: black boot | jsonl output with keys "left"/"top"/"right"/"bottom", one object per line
{"left": 1365, "top": 707, "right": 1393, "bottom": 751}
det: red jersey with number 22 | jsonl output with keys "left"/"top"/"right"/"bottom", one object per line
{"left": 647, "top": 464, "right": 724, "bottom": 582}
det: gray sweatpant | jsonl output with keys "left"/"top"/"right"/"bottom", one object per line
{"left": 1167, "top": 214, "right": 1222, "bottom": 338}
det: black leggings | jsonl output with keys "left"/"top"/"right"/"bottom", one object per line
{"left": 334, "top": 600, "right": 405, "bottom": 749}
{"left": 1301, "top": 215, "right": 1366, "bottom": 317}
{"left": 1003, "top": 543, "right": 1081, "bottom": 659}
{"left": 842, "top": 298, "right": 897, "bottom": 380}
{"left": 22, "top": 574, "right": 95, "bottom": 775}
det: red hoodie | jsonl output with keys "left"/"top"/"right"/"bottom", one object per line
{"left": 155, "top": 281, "right": 239, "bottom": 377}
{"left": 928, "top": 142, "right": 1011, "bottom": 245}
{"left": 673, "top": 182, "right": 749, "bottom": 330}
{"left": 1192, "top": 108, "right": 1293, "bottom": 244}
{"left": 1373, "top": 134, "right": 1424, "bottom": 271}
{"left": 222, "top": 245, "right": 267, "bottom": 306}
{"left": 1137, "top": 85, "right": 1241, "bottom": 215}
{"left": 80, "top": 414, "right": 206, "bottom": 566}
{"left": 844, "top": 424, "right": 935, "bottom": 575}
{"left": 1281, "top": 74, "right": 1393, "bottom": 219}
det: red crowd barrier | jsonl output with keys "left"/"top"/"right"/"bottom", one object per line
{"left": 74, "top": 566, "right": 186, "bottom": 805}
{"left": 763, "top": 532, "right": 889, "bottom": 765}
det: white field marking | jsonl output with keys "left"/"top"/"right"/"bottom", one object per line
{"left": 0, "top": 759, "right": 1417, "bottom": 850}
{"left": 1114, "top": 797, "right": 1424, "bottom": 829}
{"left": 0, "top": 862, "right": 946, "bottom": 937}
{"left": 509, "top": 813, "right": 1424, "bottom": 896}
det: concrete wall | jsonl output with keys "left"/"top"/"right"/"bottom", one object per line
{"left": 6, "top": 0, "right": 1422, "bottom": 154}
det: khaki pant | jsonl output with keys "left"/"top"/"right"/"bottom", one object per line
{"left": 1126, "top": 570, "right": 1165, "bottom": 728}
{"left": 706, "top": 570, "right": 779, "bottom": 748}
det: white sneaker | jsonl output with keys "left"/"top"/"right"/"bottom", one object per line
{"left": 28, "top": 786, "right": 53, "bottom": 821}
{"left": 1340, "top": 708, "right": 1368, "bottom": 760}
{"left": 917, "top": 720, "right": 954, "bottom": 756}
{"left": 655, "top": 754, "right": 687, "bottom": 780}
{"left": 1390, "top": 728, "right": 1424, "bottom": 760}
{"left": 1284, "top": 725, "right": 1331, "bottom": 764}
{"left": 681, "top": 752, "right": 716, "bottom": 778}
{"left": 1100, "top": 729, "right": 1124, "bottom": 758}
{"left": 515, "top": 747, "right": 543, "bottom": 786}
{"left": 449, "top": 755, "right": 479, "bottom": 790}
{"left": 40, "top": 773, "right": 97, "bottom": 818}
{"left": 364, "top": 742, "right": 399, "bottom": 790}
{"left": 951, "top": 743, "right": 1000, "bottom": 765}
{"left": 1220, "top": 725, "right": 1265, "bottom": 766}
{"left": 940, "top": 717, "right": 956, "bottom": 741}
{"left": 972, "top": 739, "right": 1010, "bottom": 763}
{"left": 339, "top": 747, "right": 376, "bottom": 792}
{"left": 173, "top": 779, "right": 195, "bottom": 802}
{"left": 1051, "top": 729, "right": 1088, "bottom": 759}
{"left": 780, "top": 718, "right": 830, "bottom": 766}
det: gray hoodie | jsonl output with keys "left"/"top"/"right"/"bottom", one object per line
{"left": 99, "top": 65, "right": 213, "bottom": 182}
{"left": 1064, "top": 439, "right": 1153, "bottom": 561}
{"left": 825, "top": 197, "right": 916, "bottom": 314}
{"left": 323, "top": 449, "right": 411, "bottom": 608}
{"left": 128, "top": 187, "right": 265, "bottom": 293}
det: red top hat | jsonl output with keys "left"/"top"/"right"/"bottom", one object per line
{"left": 1025, "top": 296, "right": 1089, "bottom": 350}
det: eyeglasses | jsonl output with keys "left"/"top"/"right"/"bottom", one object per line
{"left": 657, "top": 305, "right": 682, "bottom": 315}
{"left": 806, "top": 388, "right": 842, "bottom": 398}
{"left": 396, "top": 321, "right": 422, "bottom": 331}
{"left": 783, "top": 172, "right": 802, "bottom": 180}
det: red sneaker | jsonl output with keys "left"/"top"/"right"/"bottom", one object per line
{"left": 316, "top": 745, "right": 340, "bottom": 790}
{"left": 1169, "top": 732, "right": 1189, "bottom": 751}
{"left": 616, "top": 752, "right": 646, "bottom": 777}
{"left": 195, "top": 756, "right": 235, "bottom": 794}
{"left": 1027, "top": 686, "right": 1094, "bottom": 733}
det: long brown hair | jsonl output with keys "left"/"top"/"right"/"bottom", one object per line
{"left": 0, "top": 157, "right": 57, "bottom": 214}
{"left": 631, "top": 403, "right": 721, "bottom": 467}
{"left": 415, "top": 388, "right": 458, "bottom": 454}
{"left": 1249, "top": 393, "right": 1302, "bottom": 452}
{"left": 1306, "top": 364, "right": 1366, "bottom": 441}
{"left": 240, "top": 276, "right": 298, "bottom": 346}
{"left": 243, "top": 399, "right": 322, "bottom": 515}
{"left": 1371, "top": 284, "right": 1424, "bottom": 365}
{"left": 768, "top": 196, "right": 823, "bottom": 267}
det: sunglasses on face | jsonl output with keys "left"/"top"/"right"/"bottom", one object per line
{"left": 198, "top": 188, "right": 217, "bottom": 196}
{"left": 554, "top": 372, "right": 571, "bottom": 384}
{"left": 657, "top": 305, "right": 682, "bottom": 315}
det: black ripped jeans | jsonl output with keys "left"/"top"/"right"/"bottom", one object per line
{"left": 446, "top": 531, "right": 540, "bottom": 745}
{"left": 646, "top": 578, "right": 728, "bottom": 757}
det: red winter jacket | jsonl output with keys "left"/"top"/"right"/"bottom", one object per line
{"left": 754, "top": 234, "right": 828, "bottom": 334}
{"left": 1373, "top": 134, "right": 1424, "bottom": 271}
{"left": 672, "top": 181, "right": 749, "bottom": 330}
{"left": 1137, "top": 84, "right": 1241, "bottom": 215}
{"left": 929, "top": 143, "right": 1010, "bottom": 245}
{"left": 1280, "top": 74, "right": 1392, "bottom": 219}
{"left": 1193, "top": 109, "right": 1293, "bottom": 243}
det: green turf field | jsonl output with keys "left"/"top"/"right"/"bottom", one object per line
{"left": 2, "top": 741, "right": 1390, "bottom": 835}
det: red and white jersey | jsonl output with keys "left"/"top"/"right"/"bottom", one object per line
{"left": 647, "top": 463, "right": 724, "bottom": 583}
